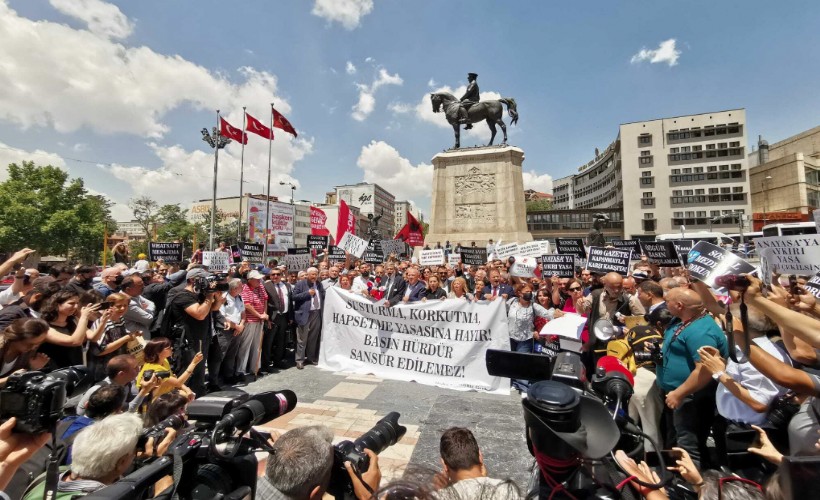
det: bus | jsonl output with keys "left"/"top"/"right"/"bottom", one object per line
{"left": 761, "top": 222, "right": 817, "bottom": 237}
{"left": 655, "top": 231, "right": 731, "bottom": 246}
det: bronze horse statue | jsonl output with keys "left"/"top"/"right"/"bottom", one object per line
{"left": 430, "top": 92, "right": 518, "bottom": 149}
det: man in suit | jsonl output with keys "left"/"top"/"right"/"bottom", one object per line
{"left": 292, "top": 267, "right": 325, "bottom": 369}
{"left": 482, "top": 270, "right": 514, "bottom": 301}
{"left": 262, "top": 268, "right": 293, "bottom": 372}
{"left": 638, "top": 280, "right": 667, "bottom": 328}
{"left": 396, "top": 267, "right": 425, "bottom": 304}
{"left": 383, "top": 262, "right": 407, "bottom": 306}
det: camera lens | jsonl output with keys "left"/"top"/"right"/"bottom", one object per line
{"left": 354, "top": 412, "right": 406, "bottom": 455}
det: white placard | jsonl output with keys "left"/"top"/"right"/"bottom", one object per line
{"left": 202, "top": 251, "right": 229, "bottom": 272}
{"left": 509, "top": 255, "right": 537, "bottom": 278}
{"left": 420, "top": 249, "right": 446, "bottom": 266}
{"left": 380, "top": 239, "right": 406, "bottom": 257}
{"left": 495, "top": 242, "right": 518, "bottom": 260}
{"left": 754, "top": 234, "right": 820, "bottom": 275}
{"left": 448, "top": 253, "right": 461, "bottom": 265}
{"left": 516, "top": 241, "right": 544, "bottom": 258}
{"left": 539, "top": 313, "right": 587, "bottom": 339}
{"left": 319, "top": 287, "right": 510, "bottom": 393}
{"left": 284, "top": 253, "right": 311, "bottom": 272}
{"left": 338, "top": 232, "right": 368, "bottom": 258}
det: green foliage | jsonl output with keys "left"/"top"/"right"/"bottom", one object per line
{"left": 0, "top": 161, "right": 114, "bottom": 262}
{"left": 128, "top": 196, "right": 158, "bottom": 237}
{"left": 526, "top": 199, "right": 553, "bottom": 213}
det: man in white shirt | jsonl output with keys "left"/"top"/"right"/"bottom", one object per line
{"left": 120, "top": 275, "right": 156, "bottom": 335}
{"left": 217, "top": 278, "right": 246, "bottom": 382}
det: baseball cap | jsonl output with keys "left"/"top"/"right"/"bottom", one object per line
{"left": 186, "top": 268, "right": 210, "bottom": 280}
{"left": 247, "top": 270, "right": 264, "bottom": 280}
{"left": 632, "top": 270, "right": 649, "bottom": 280}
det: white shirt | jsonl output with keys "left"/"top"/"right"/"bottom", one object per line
{"left": 716, "top": 336, "right": 790, "bottom": 425}
{"left": 220, "top": 292, "right": 244, "bottom": 324}
{"left": 274, "top": 282, "right": 290, "bottom": 314}
{"left": 438, "top": 477, "right": 520, "bottom": 500}
{"left": 351, "top": 276, "right": 371, "bottom": 295}
{"left": 309, "top": 283, "right": 321, "bottom": 311}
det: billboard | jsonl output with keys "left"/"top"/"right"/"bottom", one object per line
{"left": 337, "top": 185, "right": 375, "bottom": 215}
{"left": 247, "top": 198, "right": 294, "bottom": 252}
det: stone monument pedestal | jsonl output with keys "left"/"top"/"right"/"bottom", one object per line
{"left": 425, "top": 145, "right": 533, "bottom": 247}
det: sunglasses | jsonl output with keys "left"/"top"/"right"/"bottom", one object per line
{"left": 568, "top": 287, "right": 582, "bottom": 291}
{"left": 718, "top": 476, "right": 762, "bottom": 500}
{"left": 271, "top": 273, "right": 281, "bottom": 276}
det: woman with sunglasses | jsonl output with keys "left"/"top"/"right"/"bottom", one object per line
{"left": 534, "top": 289, "right": 560, "bottom": 356}
{"left": 553, "top": 279, "right": 590, "bottom": 347}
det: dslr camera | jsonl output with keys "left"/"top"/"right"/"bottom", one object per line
{"left": 142, "top": 370, "right": 171, "bottom": 382}
{"left": 328, "top": 412, "right": 406, "bottom": 499}
{"left": 192, "top": 273, "right": 230, "bottom": 295}
{"left": 0, "top": 367, "right": 92, "bottom": 434}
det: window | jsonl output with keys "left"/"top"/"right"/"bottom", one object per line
{"left": 718, "top": 143, "right": 728, "bottom": 149}
{"left": 706, "top": 144, "right": 716, "bottom": 150}
{"left": 697, "top": 211, "right": 706, "bottom": 217}
{"left": 720, "top": 164, "right": 729, "bottom": 171}
{"left": 673, "top": 190, "right": 682, "bottom": 196}
{"left": 694, "top": 167, "right": 704, "bottom": 173}
{"left": 640, "top": 157, "right": 652, "bottom": 164}
{"left": 671, "top": 169, "right": 681, "bottom": 174}
{"left": 643, "top": 219, "right": 656, "bottom": 231}
{"left": 642, "top": 171, "right": 652, "bottom": 177}
{"left": 639, "top": 135, "right": 651, "bottom": 144}
{"left": 683, "top": 168, "right": 692, "bottom": 174}
{"left": 684, "top": 189, "right": 694, "bottom": 196}
{"left": 709, "top": 188, "right": 719, "bottom": 194}
{"left": 673, "top": 211, "right": 683, "bottom": 217}
{"left": 721, "top": 187, "right": 730, "bottom": 194}
{"left": 641, "top": 150, "right": 651, "bottom": 156}
{"left": 707, "top": 166, "right": 717, "bottom": 172}
{"left": 643, "top": 192, "right": 653, "bottom": 198}
{"left": 711, "top": 211, "right": 721, "bottom": 216}
{"left": 644, "top": 213, "right": 654, "bottom": 219}
{"left": 730, "top": 141, "right": 740, "bottom": 147}
{"left": 641, "top": 198, "right": 655, "bottom": 207}
{"left": 731, "top": 164, "right": 742, "bottom": 171}
{"left": 641, "top": 177, "right": 653, "bottom": 185}
{"left": 670, "top": 147, "right": 680, "bottom": 154}
{"left": 695, "top": 189, "right": 705, "bottom": 194}
{"left": 681, "top": 146, "right": 691, "bottom": 153}
{"left": 733, "top": 186, "right": 743, "bottom": 193}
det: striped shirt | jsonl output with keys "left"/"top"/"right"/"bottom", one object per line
{"left": 240, "top": 283, "right": 268, "bottom": 323}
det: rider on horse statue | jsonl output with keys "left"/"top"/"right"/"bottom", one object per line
{"left": 458, "top": 72, "right": 480, "bottom": 129}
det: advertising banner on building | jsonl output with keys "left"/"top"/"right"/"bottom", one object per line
{"left": 247, "top": 198, "right": 294, "bottom": 252}
{"left": 319, "top": 288, "right": 510, "bottom": 393}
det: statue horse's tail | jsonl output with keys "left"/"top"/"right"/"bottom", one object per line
{"left": 499, "top": 98, "right": 519, "bottom": 125}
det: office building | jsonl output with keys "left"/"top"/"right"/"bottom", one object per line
{"left": 394, "top": 200, "right": 421, "bottom": 233}
{"left": 335, "top": 182, "right": 396, "bottom": 238}
{"left": 748, "top": 126, "right": 820, "bottom": 230}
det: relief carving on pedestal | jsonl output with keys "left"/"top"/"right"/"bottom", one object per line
{"left": 454, "top": 167, "right": 496, "bottom": 196}
{"left": 454, "top": 204, "right": 496, "bottom": 223}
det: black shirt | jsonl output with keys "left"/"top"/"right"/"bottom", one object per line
{"left": 166, "top": 290, "right": 209, "bottom": 341}
{"left": 39, "top": 319, "right": 83, "bottom": 369}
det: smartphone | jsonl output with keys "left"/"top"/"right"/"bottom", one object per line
{"left": 645, "top": 449, "right": 682, "bottom": 468}
{"left": 725, "top": 428, "right": 759, "bottom": 453}
{"left": 96, "top": 302, "right": 113, "bottom": 310}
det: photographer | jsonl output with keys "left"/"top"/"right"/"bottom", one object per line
{"left": 258, "top": 425, "right": 381, "bottom": 500}
{"left": 22, "top": 413, "right": 174, "bottom": 500}
{"left": 163, "top": 268, "right": 220, "bottom": 396}
{"left": 136, "top": 337, "right": 202, "bottom": 400}
{"left": 0, "top": 318, "right": 51, "bottom": 388}
{"left": 75, "top": 354, "right": 159, "bottom": 416}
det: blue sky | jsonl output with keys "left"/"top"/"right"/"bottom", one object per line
{"left": 1, "top": 0, "right": 818, "bottom": 222}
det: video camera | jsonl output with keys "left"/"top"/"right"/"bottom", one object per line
{"left": 486, "top": 350, "right": 667, "bottom": 499}
{"left": 192, "top": 272, "right": 231, "bottom": 295}
{"left": 85, "top": 390, "right": 297, "bottom": 500}
{"left": 0, "top": 366, "right": 93, "bottom": 434}
{"left": 328, "top": 412, "right": 406, "bottom": 499}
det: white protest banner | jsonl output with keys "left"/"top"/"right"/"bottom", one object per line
{"left": 495, "top": 242, "right": 518, "bottom": 260}
{"left": 380, "top": 239, "right": 406, "bottom": 257}
{"left": 686, "top": 241, "right": 755, "bottom": 289}
{"left": 420, "top": 249, "right": 445, "bottom": 266}
{"left": 517, "top": 241, "right": 545, "bottom": 258}
{"left": 754, "top": 234, "right": 820, "bottom": 275}
{"left": 202, "top": 251, "right": 230, "bottom": 272}
{"left": 585, "top": 247, "right": 632, "bottom": 276}
{"left": 319, "top": 287, "right": 510, "bottom": 393}
{"left": 509, "top": 255, "right": 537, "bottom": 278}
{"left": 448, "top": 253, "right": 461, "bottom": 265}
{"left": 338, "top": 232, "right": 368, "bottom": 258}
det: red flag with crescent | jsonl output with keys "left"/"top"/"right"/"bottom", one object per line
{"left": 272, "top": 108, "right": 298, "bottom": 138}
{"left": 245, "top": 113, "right": 274, "bottom": 140}
{"left": 219, "top": 117, "right": 247, "bottom": 145}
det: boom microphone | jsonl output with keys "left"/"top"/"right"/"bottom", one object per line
{"left": 218, "top": 391, "right": 297, "bottom": 432}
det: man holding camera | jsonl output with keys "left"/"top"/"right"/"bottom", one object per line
{"left": 164, "top": 268, "right": 221, "bottom": 396}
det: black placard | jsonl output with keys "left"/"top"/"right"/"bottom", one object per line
{"left": 459, "top": 247, "right": 488, "bottom": 266}
{"left": 585, "top": 247, "right": 632, "bottom": 276}
{"left": 328, "top": 246, "right": 347, "bottom": 262}
{"left": 237, "top": 242, "right": 264, "bottom": 264}
{"left": 363, "top": 239, "right": 385, "bottom": 264}
{"left": 686, "top": 241, "right": 756, "bottom": 288}
{"left": 307, "top": 235, "right": 328, "bottom": 251}
{"left": 540, "top": 255, "right": 576, "bottom": 278}
{"left": 556, "top": 238, "right": 586, "bottom": 259}
{"left": 612, "top": 239, "right": 641, "bottom": 256}
{"left": 669, "top": 240, "right": 694, "bottom": 264}
{"left": 148, "top": 242, "right": 183, "bottom": 262}
{"left": 804, "top": 272, "right": 820, "bottom": 299}
{"left": 639, "top": 241, "right": 681, "bottom": 267}
{"left": 287, "top": 247, "right": 310, "bottom": 255}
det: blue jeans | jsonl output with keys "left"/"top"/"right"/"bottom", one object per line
{"left": 510, "top": 338, "right": 534, "bottom": 391}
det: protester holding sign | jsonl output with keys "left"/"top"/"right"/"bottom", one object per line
{"left": 506, "top": 283, "right": 554, "bottom": 391}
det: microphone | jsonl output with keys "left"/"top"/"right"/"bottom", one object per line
{"left": 218, "top": 390, "right": 297, "bottom": 432}
{"left": 591, "top": 356, "right": 634, "bottom": 415}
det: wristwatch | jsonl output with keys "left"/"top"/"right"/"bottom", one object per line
{"left": 711, "top": 370, "right": 725, "bottom": 381}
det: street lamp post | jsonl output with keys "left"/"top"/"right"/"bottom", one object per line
{"left": 280, "top": 181, "right": 296, "bottom": 249}
{"left": 200, "top": 111, "right": 231, "bottom": 251}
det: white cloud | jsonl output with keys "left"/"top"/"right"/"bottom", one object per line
{"left": 351, "top": 68, "right": 403, "bottom": 121}
{"left": 427, "top": 78, "right": 437, "bottom": 88}
{"left": 49, "top": 0, "right": 133, "bottom": 39}
{"left": 630, "top": 39, "right": 681, "bottom": 67}
{"left": 522, "top": 170, "right": 553, "bottom": 194}
{"left": 356, "top": 141, "right": 432, "bottom": 203}
{"left": 365, "top": 57, "right": 374, "bottom": 63}
{"left": 72, "top": 143, "right": 89, "bottom": 153}
{"left": 0, "top": 142, "right": 67, "bottom": 181}
{"left": 312, "top": 0, "right": 374, "bottom": 30}
{"left": 387, "top": 102, "right": 413, "bottom": 114}
{"left": 345, "top": 61, "right": 357, "bottom": 74}
{"left": 0, "top": 2, "right": 296, "bottom": 139}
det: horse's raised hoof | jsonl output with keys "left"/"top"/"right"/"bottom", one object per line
{"left": 465, "top": 124, "right": 473, "bottom": 130}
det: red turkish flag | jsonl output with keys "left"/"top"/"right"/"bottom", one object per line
{"left": 219, "top": 117, "right": 247, "bottom": 145}
{"left": 395, "top": 211, "right": 424, "bottom": 247}
{"left": 336, "top": 200, "right": 356, "bottom": 242}
{"left": 245, "top": 113, "right": 274, "bottom": 140}
{"left": 272, "top": 108, "right": 298, "bottom": 137}
{"left": 310, "top": 206, "right": 330, "bottom": 237}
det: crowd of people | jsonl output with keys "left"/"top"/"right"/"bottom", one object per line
{"left": 0, "top": 239, "right": 818, "bottom": 499}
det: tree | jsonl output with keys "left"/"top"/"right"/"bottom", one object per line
{"left": 155, "top": 203, "right": 206, "bottom": 250}
{"left": 0, "top": 161, "right": 114, "bottom": 261}
{"left": 526, "top": 199, "right": 553, "bottom": 213}
{"left": 129, "top": 196, "right": 159, "bottom": 238}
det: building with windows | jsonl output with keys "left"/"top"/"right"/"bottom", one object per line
{"left": 293, "top": 201, "right": 312, "bottom": 248}
{"left": 620, "top": 109, "right": 749, "bottom": 238}
{"left": 748, "top": 126, "right": 820, "bottom": 230}
{"left": 116, "top": 221, "right": 147, "bottom": 239}
{"left": 335, "top": 182, "right": 396, "bottom": 238}
{"left": 394, "top": 201, "right": 421, "bottom": 234}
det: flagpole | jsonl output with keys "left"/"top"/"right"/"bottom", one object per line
{"left": 263, "top": 103, "right": 273, "bottom": 263}
{"left": 210, "top": 110, "right": 220, "bottom": 251}
{"left": 237, "top": 107, "right": 246, "bottom": 242}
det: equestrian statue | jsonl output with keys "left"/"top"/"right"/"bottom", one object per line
{"left": 430, "top": 72, "right": 519, "bottom": 149}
